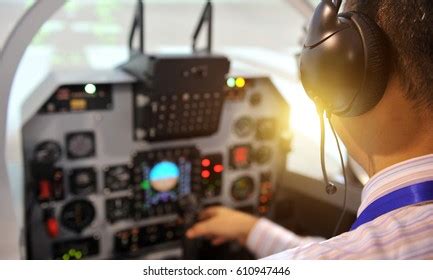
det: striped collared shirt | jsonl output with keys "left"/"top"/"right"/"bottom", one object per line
{"left": 246, "top": 154, "right": 433, "bottom": 259}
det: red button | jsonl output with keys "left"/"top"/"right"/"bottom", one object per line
{"left": 213, "top": 164, "right": 224, "bottom": 173}
{"left": 201, "top": 159, "right": 211, "bottom": 167}
{"left": 201, "top": 170, "right": 210, "bottom": 179}
{"left": 46, "top": 218, "right": 59, "bottom": 238}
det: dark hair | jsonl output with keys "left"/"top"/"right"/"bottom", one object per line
{"left": 345, "top": 0, "right": 433, "bottom": 110}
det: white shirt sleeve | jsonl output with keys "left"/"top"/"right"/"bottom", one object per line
{"left": 246, "top": 218, "right": 325, "bottom": 259}
{"left": 250, "top": 204, "right": 433, "bottom": 259}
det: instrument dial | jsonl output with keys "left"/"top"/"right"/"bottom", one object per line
{"left": 66, "top": 132, "right": 95, "bottom": 159}
{"left": 61, "top": 199, "right": 95, "bottom": 233}
{"left": 233, "top": 116, "right": 255, "bottom": 138}
{"left": 256, "top": 118, "right": 276, "bottom": 140}
{"left": 105, "top": 165, "right": 131, "bottom": 192}
{"left": 231, "top": 176, "right": 255, "bottom": 201}
{"left": 254, "top": 145, "right": 273, "bottom": 164}
{"left": 69, "top": 167, "right": 97, "bottom": 195}
{"left": 106, "top": 197, "right": 131, "bottom": 223}
{"left": 33, "top": 141, "right": 62, "bottom": 164}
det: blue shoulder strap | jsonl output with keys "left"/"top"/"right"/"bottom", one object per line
{"left": 351, "top": 181, "right": 433, "bottom": 231}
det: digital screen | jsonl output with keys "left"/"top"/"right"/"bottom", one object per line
{"left": 131, "top": 147, "right": 200, "bottom": 218}
{"left": 139, "top": 159, "right": 191, "bottom": 207}
{"left": 149, "top": 161, "right": 179, "bottom": 192}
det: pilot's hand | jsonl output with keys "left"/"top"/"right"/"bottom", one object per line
{"left": 185, "top": 206, "right": 259, "bottom": 246}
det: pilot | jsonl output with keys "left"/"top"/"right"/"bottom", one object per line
{"left": 186, "top": 0, "right": 433, "bottom": 259}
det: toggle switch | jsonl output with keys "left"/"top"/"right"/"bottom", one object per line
{"left": 44, "top": 208, "right": 59, "bottom": 238}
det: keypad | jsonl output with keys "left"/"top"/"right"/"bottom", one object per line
{"left": 135, "top": 91, "right": 224, "bottom": 141}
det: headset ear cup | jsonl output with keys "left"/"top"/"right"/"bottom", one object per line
{"left": 345, "top": 12, "right": 390, "bottom": 116}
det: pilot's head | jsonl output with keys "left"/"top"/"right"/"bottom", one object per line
{"left": 331, "top": 0, "right": 433, "bottom": 175}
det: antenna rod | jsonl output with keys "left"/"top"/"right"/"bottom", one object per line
{"left": 208, "top": 0, "right": 212, "bottom": 53}
{"left": 128, "top": 0, "right": 145, "bottom": 55}
{"left": 128, "top": 12, "right": 137, "bottom": 52}
{"left": 138, "top": 0, "right": 144, "bottom": 54}
{"left": 192, "top": 0, "right": 213, "bottom": 53}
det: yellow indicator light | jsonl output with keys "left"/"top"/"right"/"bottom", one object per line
{"left": 235, "top": 77, "right": 246, "bottom": 88}
{"left": 70, "top": 99, "right": 87, "bottom": 111}
{"left": 84, "top": 83, "right": 96, "bottom": 95}
{"left": 226, "top": 77, "right": 236, "bottom": 88}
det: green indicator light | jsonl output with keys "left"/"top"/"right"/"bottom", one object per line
{"left": 226, "top": 77, "right": 236, "bottom": 88}
{"left": 75, "top": 251, "right": 83, "bottom": 260}
{"left": 62, "top": 254, "right": 70, "bottom": 260}
{"left": 68, "top": 249, "right": 76, "bottom": 255}
{"left": 140, "top": 180, "right": 150, "bottom": 190}
{"left": 84, "top": 84, "right": 97, "bottom": 95}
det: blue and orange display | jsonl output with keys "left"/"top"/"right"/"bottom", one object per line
{"left": 149, "top": 161, "right": 180, "bottom": 192}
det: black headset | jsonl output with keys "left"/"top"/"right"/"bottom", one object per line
{"left": 300, "top": 0, "right": 390, "bottom": 117}
{"left": 300, "top": 0, "right": 391, "bottom": 234}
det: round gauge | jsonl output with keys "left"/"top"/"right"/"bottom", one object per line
{"left": 105, "top": 165, "right": 131, "bottom": 192}
{"left": 61, "top": 199, "right": 95, "bottom": 233}
{"left": 106, "top": 198, "right": 131, "bottom": 222}
{"left": 231, "top": 176, "right": 255, "bottom": 201}
{"left": 69, "top": 168, "right": 97, "bottom": 195}
{"left": 75, "top": 172, "right": 91, "bottom": 185}
{"left": 249, "top": 92, "right": 262, "bottom": 106}
{"left": 33, "top": 141, "right": 62, "bottom": 164}
{"left": 66, "top": 132, "right": 95, "bottom": 159}
{"left": 254, "top": 146, "right": 273, "bottom": 164}
{"left": 256, "top": 118, "right": 276, "bottom": 140}
{"left": 233, "top": 116, "right": 255, "bottom": 138}
{"left": 149, "top": 161, "right": 180, "bottom": 192}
